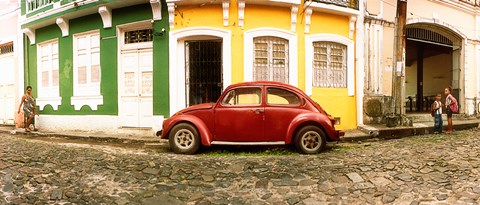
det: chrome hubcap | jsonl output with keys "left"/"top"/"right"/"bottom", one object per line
{"left": 302, "top": 131, "right": 321, "bottom": 151}
{"left": 174, "top": 129, "right": 195, "bottom": 149}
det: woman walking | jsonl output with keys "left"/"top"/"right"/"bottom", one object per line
{"left": 17, "top": 86, "right": 37, "bottom": 132}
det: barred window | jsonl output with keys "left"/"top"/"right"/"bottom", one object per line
{"left": 124, "top": 29, "right": 153, "bottom": 44}
{"left": 313, "top": 41, "right": 347, "bottom": 88}
{"left": 253, "top": 36, "right": 289, "bottom": 83}
{"left": 0, "top": 43, "right": 13, "bottom": 55}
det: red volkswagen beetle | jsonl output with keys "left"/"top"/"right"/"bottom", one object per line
{"left": 158, "top": 81, "right": 344, "bottom": 154}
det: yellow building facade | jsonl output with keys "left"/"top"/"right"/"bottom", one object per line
{"left": 167, "top": 0, "right": 360, "bottom": 130}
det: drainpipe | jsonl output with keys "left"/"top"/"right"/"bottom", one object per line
{"left": 356, "top": 0, "right": 365, "bottom": 127}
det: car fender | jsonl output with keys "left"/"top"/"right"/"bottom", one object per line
{"left": 163, "top": 115, "right": 214, "bottom": 146}
{"left": 285, "top": 113, "right": 337, "bottom": 143}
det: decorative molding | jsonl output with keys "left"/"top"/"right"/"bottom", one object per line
{"left": 238, "top": 0, "right": 245, "bottom": 28}
{"left": 98, "top": 6, "right": 112, "bottom": 28}
{"left": 349, "top": 16, "right": 357, "bottom": 38}
{"left": 167, "top": 3, "right": 175, "bottom": 28}
{"left": 71, "top": 96, "right": 104, "bottom": 111}
{"left": 222, "top": 0, "right": 229, "bottom": 26}
{"left": 23, "top": 28, "right": 35, "bottom": 44}
{"left": 37, "top": 97, "right": 62, "bottom": 111}
{"left": 304, "top": 8, "right": 312, "bottom": 33}
{"left": 290, "top": 6, "right": 298, "bottom": 32}
{"left": 56, "top": 17, "right": 69, "bottom": 37}
{"left": 150, "top": 0, "right": 162, "bottom": 20}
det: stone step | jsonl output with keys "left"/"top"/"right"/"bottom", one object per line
{"left": 407, "top": 114, "right": 475, "bottom": 123}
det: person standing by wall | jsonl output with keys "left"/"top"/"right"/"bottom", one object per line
{"left": 17, "top": 86, "right": 37, "bottom": 132}
{"left": 444, "top": 86, "right": 456, "bottom": 134}
{"left": 432, "top": 93, "right": 443, "bottom": 134}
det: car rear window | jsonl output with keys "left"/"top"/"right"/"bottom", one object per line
{"left": 267, "top": 88, "right": 300, "bottom": 106}
{"left": 221, "top": 87, "right": 261, "bottom": 106}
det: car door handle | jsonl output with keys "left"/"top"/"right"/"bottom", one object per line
{"left": 253, "top": 109, "right": 264, "bottom": 114}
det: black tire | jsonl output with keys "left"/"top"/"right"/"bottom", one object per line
{"left": 169, "top": 123, "right": 201, "bottom": 154}
{"left": 294, "top": 125, "right": 326, "bottom": 154}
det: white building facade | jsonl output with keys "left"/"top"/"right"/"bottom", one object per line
{"left": 0, "top": 0, "right": 22, "bottom": 126}
{"left": 362, "top": 0, "right": 480, "bottom": 124}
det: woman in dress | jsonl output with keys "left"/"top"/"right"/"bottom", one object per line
{"left": 17, "top": 86, "right": 37, "bottom": 132}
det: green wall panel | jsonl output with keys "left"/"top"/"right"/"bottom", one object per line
{"left": 24, "top": 2, "right": 170, "bottom": 117}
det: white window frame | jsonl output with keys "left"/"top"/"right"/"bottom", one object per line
{"left": 244, "top": 28, "right": 298, "bottom": 87}
{"left": 71, "top": 30, "right": 103, "bottom": 111}
{"left": 169, "top": 27, "right": 232, "bottom": 115}
{"left": 305, "top": 34, "right": 354, "bottom": 96}
{"left": 36, "top": 39, "right": 62, "bottom": 110}
{"left": 253, "top": 36, "right": 289, "bottom": 83}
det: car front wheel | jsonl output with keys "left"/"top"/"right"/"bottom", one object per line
{"left": 294, "top": 125, "right": 326, "bottom": 154}
{"left": 169, "top": 123, "right": 201, "bottom": 154}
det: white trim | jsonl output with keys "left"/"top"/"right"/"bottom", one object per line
{"left": 34, "top": 115, "right": 164, "bottom": 136}
{"left": 222, "top": 0, "right": 229, "bottom": 26}
{"left": 167, "top": 3, "right": 175, "bottom": 28}
{"left": 55, "top": 17, "right": 69, "bottom": 37}
{"left": 22, "top": 0, "right": 99, "bottom": 27}
{"left": 238, "top": 0, "right": 245, "bottom": 28}
{"left": 356, "top": 0, "right": 365, "bottom": 126}
{"left": 304, "top": 8, "right": 312, "bottom": 33}
{"left": 71, "top": 96, "right": 103, "bottom": 110}
{"left": 37, "top": 39, "right": 61, "bottom": 110}
{"left": 406, "top": 18, "right": 467, "bottom": 39}
{"left": 349, "top": 16, "right": 357, "bottom": 39}
{"left": 244, "top": 28, "right": 298, "bottom": 87}
{"left": 72, "top": 30, "right": 103, "bottom": 110}
{"left": 290, "top": 6, "right": 298, "bottom": 32}
{"left": 150, "top": 0, "right": 162, "bottom": 21}
{"left": 307, "top": 1, "right": 360, "bottom": 17}
{"left": 37, "top": 97, "right": 62, "bottom": 110}
{"left": 169, "top": 27, "right": 232, "bottom": 115}
{"left": 305, "top": 34, "right": 354, "bottom": 96}
{"left": 23, "top": 28, "right": 35, "bottom": 45}
{"left": 117, "top": 20, "right": 153, "bottom": 51}
{"left": 98, "top": 6, "right": 112, "bottom": 28}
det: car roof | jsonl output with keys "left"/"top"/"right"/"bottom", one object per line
{"left": 226, "top": 81, "right": 306, "bottom": 95}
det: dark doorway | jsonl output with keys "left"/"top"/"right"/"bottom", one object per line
{"left": 185, "top": 40, "right": 223, "bottom": 106}
{"left": 405, "top": 28, "right": 454, "bottom": 113}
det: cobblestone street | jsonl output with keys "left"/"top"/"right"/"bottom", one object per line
{"left": 1, "top": 130, "right": 480, "bottom": 205}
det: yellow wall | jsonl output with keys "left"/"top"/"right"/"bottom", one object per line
{"left": 170, "top": 2, "right": 357, "bottom": 129}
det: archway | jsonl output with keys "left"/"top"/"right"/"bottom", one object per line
{"left": 405, "top": 21, "right": 464, "bottom": 113}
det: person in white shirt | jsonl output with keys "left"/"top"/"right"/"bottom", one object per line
{"left": 433, "top": 93, "right": 443, "bottom": 134}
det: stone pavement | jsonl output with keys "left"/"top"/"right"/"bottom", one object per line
{"left": 1, "top": 127, "right": 480, "bottom": 204}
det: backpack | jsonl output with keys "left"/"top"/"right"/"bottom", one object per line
{"left": 449, "top": 95, "right": 458, "bottom": 113}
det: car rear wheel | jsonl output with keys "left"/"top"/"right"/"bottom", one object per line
{"left": 169, "top": 123, "right": 201, "bottom": 154}
{"left": 294, "top": 125, "right": 326, "bottom": 154}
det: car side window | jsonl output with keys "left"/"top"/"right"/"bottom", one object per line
{"left": 267, "top": 88, "right": 300, "bottom": 106}
{"left": 221, "top": 87, "right": 262, "bottom": 106}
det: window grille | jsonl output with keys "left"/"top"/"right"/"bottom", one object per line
{"left": 313, "top": 41, "right": 347, "bottom": 88}
{"left": 0, "top": 43, "right": 13, "bottom": 55}
{"left": 124, "top": 29, "right": 153, "bottom": 44}
{"left": 253, "top": 36, "right": 289, "bottom": 83}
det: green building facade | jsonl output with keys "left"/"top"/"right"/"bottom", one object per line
{"left": 21, "top": 0, "right": 169, "bottom": 134}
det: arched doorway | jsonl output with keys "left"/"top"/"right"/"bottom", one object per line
{"left": 405, "top": 21, "right": 464, "bottom": 113}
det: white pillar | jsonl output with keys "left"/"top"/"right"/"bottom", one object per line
{"left": 355, "top": 0, "right": 366, "bottom": 126}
